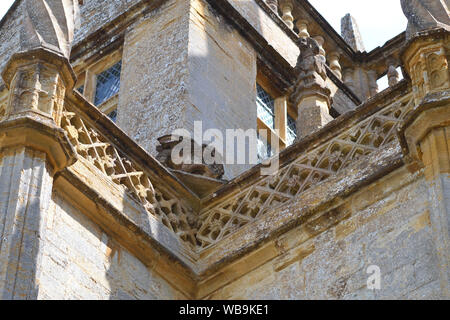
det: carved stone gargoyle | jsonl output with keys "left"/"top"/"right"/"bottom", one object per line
{"left": 156, "top": 135, "right": 225, "bottom": 180}
{"left": 290, "top": 37, "right": 331, "bottom": 107}
{"left": 401, "top": 0, "right": 450, "bottom": 40}
{"left": 20, "top": 0, "right": 81, "bottom": 59}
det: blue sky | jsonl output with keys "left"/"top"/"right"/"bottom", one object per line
{"left": 0, "top": 0, "right": 407, "bottom": 51}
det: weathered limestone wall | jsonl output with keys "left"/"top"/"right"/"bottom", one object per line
{"left": 332, "top": 88, "right": 357, "bottom": 114}
{"left": 327, "top": 79, "right": 358, "bottom": 114}
{"left": 118, "top": 0, "right": 258, "bottom": 179}
{"left": 205, "top": 167, "right": 441, "bottom": 299}
{"left": 187, "top": 0, "right": 257, "bottom": 178}
{"left": 228, "top": 0, "right": 299, "bottom": 67}
{"left": 74, "top": 0, "right": 142, "bottom": 44}
{"left": 0, "top": 148, "right": 53, "bottom": 299}
{"left": 117, "top": 0, "right": 190, "bottom": 157}
{"left": 37, "top": 191, "right": 186, "bottom": 300}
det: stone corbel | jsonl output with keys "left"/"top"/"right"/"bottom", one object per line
{"left": 398, "top": 90, "right": 450, "bottom": 176}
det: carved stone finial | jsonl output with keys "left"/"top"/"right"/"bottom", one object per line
{"left": 290, "top": 37, "right": 333, "bottom": 139}
{"left": 401, "top": 0, "right": 450, "bottom": 40}
{"left": 341, "top": 13, "right": 366, "bottom": 52}
{"left": 21, "top": 0, "right": 81, "bottom": 59}
{"left": 290, "top": 37, "right": 331, "bottom": 107}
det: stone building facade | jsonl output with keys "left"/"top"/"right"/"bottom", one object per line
{"left": 0, "top": 0, "right": 448, "bottom": 300}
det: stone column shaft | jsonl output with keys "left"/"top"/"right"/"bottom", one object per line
{"left": 0, "top": 148, "right": 53, "bottom": 299}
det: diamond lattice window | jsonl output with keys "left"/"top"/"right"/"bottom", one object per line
{"left": 287, "top": 114, "right": 297, "bottom": 146}
{"left": 95, "top": 61, "right": 122, "bottom": 106}
{"left": 256, "top": 84, "right": 275, "bottom": 129}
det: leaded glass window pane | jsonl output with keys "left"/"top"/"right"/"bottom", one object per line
{"left": 108, "top": 109, "right": 118, "bottom": 123}
{"left": 286, "top": 114, "right": 297, "bottom": 146}
{"left": 76, "top": 85, "right": 84, "bottom": 95}
{"left": 257, "top": 132, "right": 273, "bottom": 162}
{"left": 95, "top": 61, "right": 122, "bottom": 106}
{"left": 256, "top": 84, "right": 275, "bottom": 129}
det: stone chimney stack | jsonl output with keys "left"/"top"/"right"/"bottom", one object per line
{"left": 341, "top": 13, "right": 366, "bottom": 52}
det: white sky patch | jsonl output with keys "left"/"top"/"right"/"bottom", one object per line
{"left": 309, "top": 0, "right": 407, "bottom": 51}
{"left": 0, "top": 0, "right": 14, "bottom": 21}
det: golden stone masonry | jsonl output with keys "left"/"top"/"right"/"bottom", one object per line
{"left": 0, "top": 0, "right": 448, "bottom": 300}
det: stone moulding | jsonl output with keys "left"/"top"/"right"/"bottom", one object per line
{"left": 2, "top": 48, "right": 76, "bottom": 92}
{"left": 0, "top": 116, "right": 76, "bottom": 173}
{"left": 398, "top": 89, "right": 450, "bottom": 162}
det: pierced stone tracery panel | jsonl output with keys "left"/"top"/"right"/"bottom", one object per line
{"left": 196, "top": 93, "right": 415, "bottom": 250}
{"left": 61, "top": 105, "right": 198, "bottom": 247}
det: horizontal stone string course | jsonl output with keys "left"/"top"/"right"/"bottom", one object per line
{"left": 196, "top": 92, "right": 415, "bottom": 250}
{"left": 61, "top": 103, "right": 199, "bottom": 247}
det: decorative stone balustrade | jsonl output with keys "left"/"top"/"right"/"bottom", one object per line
{"left": 260, "top": 0, "right": 407, "bottom": 102}
{"left": 280, "top": 1, "right": 294, "bottom": 29}
{"left": 296, "top": 19, "right": 310, "bottom": 38}
{"left": 196, "top": 87, "right": 415, "bottom": 250}
{"left": 387, "top": 58, "right": 400, "bottom": 87}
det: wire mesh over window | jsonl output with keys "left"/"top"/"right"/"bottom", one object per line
{"left": 95, "top": 61, "right": 122, "bottom": 106}
{"left": 256, "top": 84, "right": 275, "bottom": 129}
{"left": 286, "top": 114, "right": 297, "bottom": 146}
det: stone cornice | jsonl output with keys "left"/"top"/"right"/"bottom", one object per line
{"left": 70, "top": 0, "right": 168, "bottom": 66}
{"left": 0, "top": 116, "right": 77, "bottom": 174}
